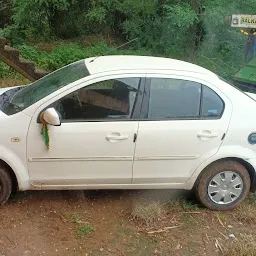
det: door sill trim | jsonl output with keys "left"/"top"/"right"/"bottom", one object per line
{"left": 37, "top": 183, "right": 189, "bottom": 190}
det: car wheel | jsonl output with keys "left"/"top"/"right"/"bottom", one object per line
{"left": 195, "top": 160, "right": 251, "bottom": 210}
{"left": 0, "top": 164, "right": 12, "bottom": 205}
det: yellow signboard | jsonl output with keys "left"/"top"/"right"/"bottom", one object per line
{"left": 231, "top": 15, "right": 256, "bottom": 28}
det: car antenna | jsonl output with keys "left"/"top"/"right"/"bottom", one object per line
{"left": 89, "top": 37, "right": 138, "bottom": 63}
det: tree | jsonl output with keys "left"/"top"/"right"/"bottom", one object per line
{"left": 1, "top": 0, "right": 255, "bottom": 79}
{"left": 0, "top": 0, "right": 12, "bottom": 29}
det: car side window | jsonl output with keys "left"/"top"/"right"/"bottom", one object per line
{"left": 51, "top": 78, "right": 141, "bottom": 121}
{"left": 148, "top": 78, "right": 201, "bottom": 119}
{"left": 146, "top": 78, "right": 225, "bottom": 120}
{"left": 201, "top": 86, "right": 224, "bottom": 118}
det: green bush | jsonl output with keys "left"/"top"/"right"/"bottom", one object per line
{"left": 0, "top": 62, "right": 20, "bottom": 79}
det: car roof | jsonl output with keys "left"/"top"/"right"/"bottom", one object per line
{"left": 84, "top": 55, "right": 217, "bottom": 77}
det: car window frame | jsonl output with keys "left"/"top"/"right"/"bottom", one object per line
{"left": 36, "top": 74, "right": 146, "bottom": 123}
{"left": 140, "top": 76, "right": 225, "bottom": 121}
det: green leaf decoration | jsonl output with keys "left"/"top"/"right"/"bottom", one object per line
{"left": 40, "top": 113, "right": 50, "bottom": 150}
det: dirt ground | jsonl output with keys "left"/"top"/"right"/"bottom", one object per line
{"left": 0, "top": 190, "right": 188, "bottom": 256}
{"left": 1, "top": 189, "right": 256, "bottom": 256}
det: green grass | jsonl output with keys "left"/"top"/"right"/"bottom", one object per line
{"left": 71, "top": 213, "right": 95, "bottom": 238}
{"left": 76, "top": 223, "right": 95, "bottom": 238}
{"left": 72, "top": 213, "right": 80, "bottom": 224}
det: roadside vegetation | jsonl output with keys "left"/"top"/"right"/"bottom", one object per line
{"left": 0, "top": 0, "right": 255, "bottom": 81}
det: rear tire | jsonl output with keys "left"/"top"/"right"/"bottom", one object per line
{"left": 0, "top": 165, "right": 12, "bottom": 205}
{"left": 195, "top": 160, "right": 251, "bottom": 211}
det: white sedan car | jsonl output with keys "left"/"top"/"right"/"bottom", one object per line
{"left": 0, "top": 56, "right": 256, "bottom": 210}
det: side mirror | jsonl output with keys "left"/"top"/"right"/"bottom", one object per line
{"left": 42, "top": 108, "right": 61, "bottom": 126}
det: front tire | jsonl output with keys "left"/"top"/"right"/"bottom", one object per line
{"left": 195, "top": 160, "right": 251, "bottom": 210}
{"left": 0, "top": 165, "right": 12, "bottom": 205}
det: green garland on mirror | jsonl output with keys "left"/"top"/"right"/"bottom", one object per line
{"left": 40, "top": 113, "right": 50, "bottom": 150}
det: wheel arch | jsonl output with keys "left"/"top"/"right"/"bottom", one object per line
{"left": 0, "top": 159, "right": 18, "bottom": 193}
{"left": 0, "top": 152, "right": 31, "bottom": 191}
{"left": 194, "top": 157, "right": 256, "bottom": 192}
{"left": 230, "top": 157, "right": 256, "bottom": 191}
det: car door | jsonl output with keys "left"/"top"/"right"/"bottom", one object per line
{"left": 27, "top": 75, "right": 145, "bottom": 187}
{"left": 133, "top": 74, "right": 232, "bottom": 184}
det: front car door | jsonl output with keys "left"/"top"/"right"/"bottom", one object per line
{"left": 133, "top": 74, "right": 232, "bottom": 184}
{"left": 27, "top": 74, "right": 145, "bottom": 187}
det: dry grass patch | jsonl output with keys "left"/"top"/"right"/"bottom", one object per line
{"left": 232, "top": 194, "right": 256, "bottom": 224}
{"left": 232, "top": 203, "right": 256, "bottom": 224}
{"left": 131, "top": 200, "right": 166, "bottom": 227}
{"left": 223, "top": 235, "right": 256, "bottom": 256}
{"left": 0, "top": 78, "right": 29, "bottom": 88}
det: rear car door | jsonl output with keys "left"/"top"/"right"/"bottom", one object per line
{"left": 133, "top": 74, "right": 232, "bottom": 184}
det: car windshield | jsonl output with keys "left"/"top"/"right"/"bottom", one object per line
{"left": 3, "top": 60, "right": 89, "bottom": 115}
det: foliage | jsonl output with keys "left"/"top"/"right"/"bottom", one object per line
{"left": 0, "top": 41, "right": 152, "bottom": 78}
{"left": 0, "top": 0, "right": 255, "bottom": 80}
{"left": 0, "top": 0, "right": 12, "bottom": 29}
{"left": 0, "top": 62, "right": 14, "bottom": 78}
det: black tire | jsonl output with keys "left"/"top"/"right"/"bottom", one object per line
{"left": 195, "top": 160, "right": 251, "bottom": 211}
{"left": 0, "top": 164, "right": 12, "bottom": 205}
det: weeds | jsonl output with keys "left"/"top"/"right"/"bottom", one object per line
{"left": 72, "top": 213, "right": 80, "bottom": 224}
{"left": 168, "top": 197, "right": 200, "bottom": 212}
{"left": 71, "top": 213, "right": 95, "bottom": 238}
{"left": 76, "top": 224, "right": 95, "bottom": 238}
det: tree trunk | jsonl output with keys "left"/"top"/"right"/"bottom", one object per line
{"left": 187, "top": 0, "right": 204, "bottom": 62}
{"left": 0, "top": 0, "right": 12, "bottom": 28}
